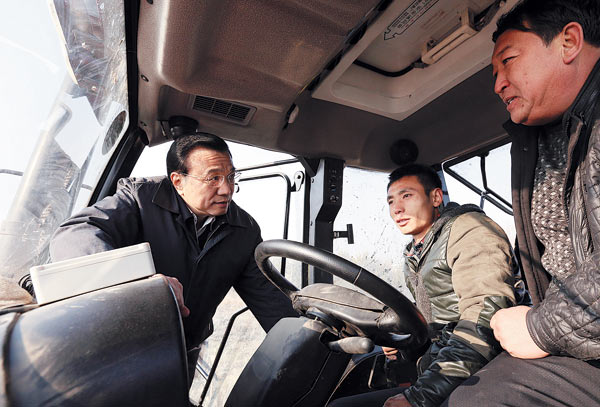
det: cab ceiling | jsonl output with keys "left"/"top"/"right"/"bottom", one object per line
{"left": 136, "top": 0, "right": 516, "bottom": 172}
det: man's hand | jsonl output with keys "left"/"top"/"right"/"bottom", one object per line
{"left": 154, "top": 274, "right": 190, "bottom": 317}
{"left": 490, "top": 305, "right": 548, "bottom": 359}
{"left": 382, "top": 346, "right": 399, "bottom": 360}
{"left": 383, "top": 393, "right": 411, "bottom": 407}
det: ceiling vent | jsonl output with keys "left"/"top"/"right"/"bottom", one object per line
{"left": 192, "top": 96, "right": 256, "bottom": 125}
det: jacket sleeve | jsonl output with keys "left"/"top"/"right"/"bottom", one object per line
{"left": 233, "top": 226, "right": 298, "bottom": 333}
{"left": 404, "top": 212, "right": 516, "bottom": 407}
{"left": 49, "top": 178, "right": 142, "bottom": 261}
{"left": 526, "top": 250, "right": 600, "bottom": 359}
{"left": 403, "top": 325, "right": 490, "bottom": 407}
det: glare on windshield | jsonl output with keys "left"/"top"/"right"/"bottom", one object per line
{"left": 0, "top": 0, "right": 128, "bottom": 282}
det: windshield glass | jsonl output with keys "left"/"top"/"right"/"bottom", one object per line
{"left": 0, "top": 0, "right": 128, "bottom": 282}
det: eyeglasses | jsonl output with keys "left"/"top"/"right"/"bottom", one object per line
{"left": 181, "top": 171, "right": 241, "bottom": 187}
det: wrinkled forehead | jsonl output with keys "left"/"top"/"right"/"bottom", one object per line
{"left": 186, "top": 147, "right": 234, "bottom": 174}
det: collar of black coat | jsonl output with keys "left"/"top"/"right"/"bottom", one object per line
{"left": 151, "top": 176, "right": 250, "bottom": 228}
{"left": 503, "top": 56, "right": 600, "bottom": 137}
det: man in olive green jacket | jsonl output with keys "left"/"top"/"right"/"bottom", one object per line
{"left": 329, "top": 164, "right": 523, "bottom": 407}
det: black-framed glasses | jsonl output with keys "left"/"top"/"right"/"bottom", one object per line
{"left": 181, "top": 171, "right": 241, "bottom": 187}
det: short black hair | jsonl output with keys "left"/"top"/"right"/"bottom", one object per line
{"left": 493, "top": 0, "right": 600, "bottom": 47}
{"left": 166, "top": 132, "right": 231, "bottom": 176}
{"left": 387, "top": 164, "right": 442, "bottom": 194}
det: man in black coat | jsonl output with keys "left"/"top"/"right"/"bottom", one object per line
{"left": 445, "top": 1, "right": 600, "bottom": 405}
{"left": 50, "top": 133, "right": 297, "bottom": 383}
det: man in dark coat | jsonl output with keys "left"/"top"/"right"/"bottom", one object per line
{"left": 445, "top": 1, "right": 600, "bottom": 405}
{"left": 50, "top": 133, "right": 297, "bottom": 383}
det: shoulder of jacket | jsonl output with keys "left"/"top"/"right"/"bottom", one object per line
{"left": 450, "top": 211, "right": 508, "bottom": 242}
{"left": 451, "top": 211, "right": 489, "bottom": 231}
{"left": 117, "top": 176, "right": 165, "bottom": 191}
{"left": 453, "top": 210, "right": 488, "bottom": 224}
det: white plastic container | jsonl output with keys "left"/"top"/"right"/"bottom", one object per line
{"left": 30, "top": 243, "right": 156, "bottom": 304}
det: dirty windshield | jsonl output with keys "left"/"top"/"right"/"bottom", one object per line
{"left": 0, "top": 0, "right": 128, "bottom": 282}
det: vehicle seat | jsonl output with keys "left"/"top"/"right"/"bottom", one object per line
{"left": 1, "top": 277, "right": 188, "bottom": 406}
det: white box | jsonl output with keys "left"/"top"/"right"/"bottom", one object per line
{"left": 30, "top": 243, "right": 156, "bottom": 304}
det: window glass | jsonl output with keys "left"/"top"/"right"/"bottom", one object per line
{"left": 484, "top": 143, "right": 512, "bottom": 204}
{"left": 448, "top": 156, "right": 484, "bottom": 190}
{"left": 445, "top": 143, "right": 512, "bottom": 207}
{"left": 0, "top": 0, "right": 128, "bottom": 281}
{"left": 443, "top": 142, "right": 515, "bottom": 242}
{"left": 333, "top": 167, "right": 412, "bottom": 298}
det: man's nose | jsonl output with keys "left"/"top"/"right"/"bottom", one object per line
{"left": 392, "top": 202, "right": 403, "bottom": 214}
{"left": 217, "top": 180, "right": 234, "bottom": 196}
{"left": 494, "top": 71, "right": 508, "bottom": 95}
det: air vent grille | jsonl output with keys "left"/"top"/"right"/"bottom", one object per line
{"left": 192, "top": 96, "right": 253, "bottom": 124}
{"left": 228, "top": 104, "right": 251, "bottom": 121}
{"left": 194, "top": 97, "right": 214, "bottom": 111}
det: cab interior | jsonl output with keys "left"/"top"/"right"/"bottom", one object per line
{"left": 1, "top": 0, "right": 521, "bottom": 405}
{"left": 131, "top": 0, "right": 511, "bottom": 172}
{"left": 121, "top": 1, "right": 519, "bottom": 404}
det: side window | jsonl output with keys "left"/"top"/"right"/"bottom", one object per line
{"left": 443, "top": 142, "right": 515, "bottom": 242}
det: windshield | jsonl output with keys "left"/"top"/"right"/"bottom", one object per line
{"left": 0, "top": 0, "right": 128, "bottom": 282}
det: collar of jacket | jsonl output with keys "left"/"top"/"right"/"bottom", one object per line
{"left": 565, "top": 56, "right": 600, "bottom": 129}
{"left": 151, "top": 177, "right": 250, "bottom": 229}
{"left": 404, "top": 203, "right": 483, "bottom": 257}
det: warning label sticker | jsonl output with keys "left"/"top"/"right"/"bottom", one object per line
{"left": 384, "top": 0, "right": 440, "bottom": 40}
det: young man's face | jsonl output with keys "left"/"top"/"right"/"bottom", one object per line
{"left": 387, "top": 175, "right": 441, "bottom": 242}
{"left": 170, "top": 147, "right": 235, "bottom": 218}
{"left": 492, "top": 29, "right": 565, "bottom": 126}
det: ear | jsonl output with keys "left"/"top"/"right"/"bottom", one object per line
{"left": 430, "top": 188, "right": 443, "bottom": 208}
{"left": 170, "top": 172, "right": 184, "bottom": 194}
{"left": 561, "top": 22, "right": 585, "bottom": 64}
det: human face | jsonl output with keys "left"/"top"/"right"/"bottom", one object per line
{"left": 492, "top": 29, "right": 566, "bottom": 126}
{"left": 387, "top": 175, "right": 441, "bottom": 242}
{"left": 170, "top": 147, "right": 235, "bottom": 218}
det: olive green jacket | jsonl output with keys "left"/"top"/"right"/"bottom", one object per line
{"left": 402, "top": 204, "right": 518, "bottom": 407}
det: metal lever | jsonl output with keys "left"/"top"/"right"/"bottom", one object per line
{"left": 333, "top": 224, "right": 354, "bottom": 244}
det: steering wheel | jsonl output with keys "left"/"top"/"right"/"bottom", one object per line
{"left": 255, "top": 239, "right": 428, "bottom": 351}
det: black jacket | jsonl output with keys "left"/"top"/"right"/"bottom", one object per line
{"left": 509, "top": 57, "right": 600, "bottom": 359}
{"left": 50, "top": 176, "right": 297, "bottom": 348}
